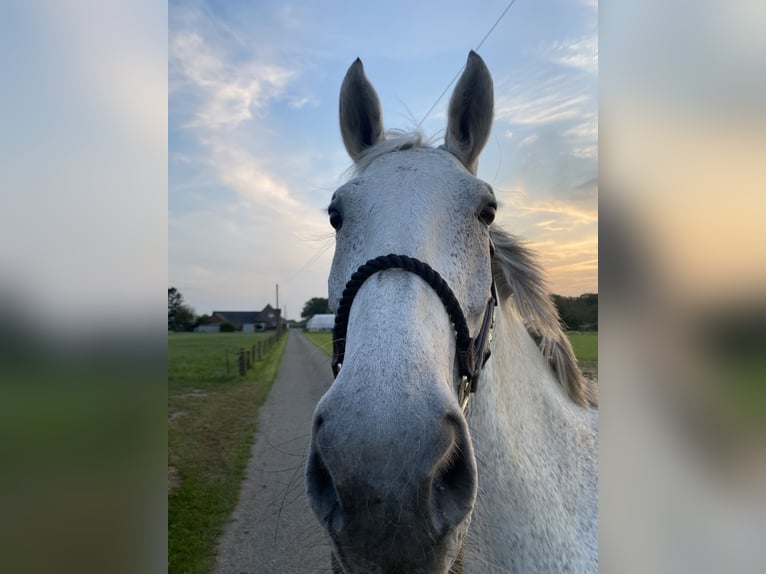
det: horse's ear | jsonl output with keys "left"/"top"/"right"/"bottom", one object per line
{"left": 339, "top": 58, "right": 384, "bottom": 162}
{"left": 444, "top": 51, "right": 494, "bottom": 174}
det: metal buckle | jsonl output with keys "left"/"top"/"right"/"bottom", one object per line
{"left": 458, "top": 375, "right": 472, "bottom": 413}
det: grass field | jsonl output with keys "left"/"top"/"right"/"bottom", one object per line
{"left": 168, "top": 331, "right": 287, "bottom": 574}
{"left": 304, "top": 331, "right": 335, "bottom": 357}
{"left": 168, "top": 332, "right": 280, "bottom": 388}
{"left": 566, "top": 331, "right": 598, "bottom": 374}
{"left": 305, "top": 331, "right": 598, "bottom": 374}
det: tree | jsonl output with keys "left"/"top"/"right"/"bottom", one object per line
{"left": 551, "top": 293, "right": 598, "bottom": 331}
{"left": 301, "top": 297, "right": 330, "bottom": 319}
{"left": 193, "top": 313, "right": 211, "bottom": 330}
{"left": 168, "top": 287, "right": 195, "bottom": 332}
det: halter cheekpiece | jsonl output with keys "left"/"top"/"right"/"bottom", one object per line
{"left": 331, "top": 253, "right": 497, "bottom": 413}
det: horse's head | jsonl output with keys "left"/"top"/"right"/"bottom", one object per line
{"left": 306, "top": 52, "right": 496, "bottom": 573}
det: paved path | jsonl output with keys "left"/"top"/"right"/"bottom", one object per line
{"left": 214, "top": 330, "right": 334, "bottom": 574}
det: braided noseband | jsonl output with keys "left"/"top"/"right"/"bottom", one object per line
{"left": 331, "top": 254, "right": 497, "bottom": 410}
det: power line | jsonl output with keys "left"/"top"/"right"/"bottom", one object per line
{"left": 417, "top": 0, "right": 520, "bottom": 128}
{"left": 475, "top": 0, "right": 519, "bottom": 53}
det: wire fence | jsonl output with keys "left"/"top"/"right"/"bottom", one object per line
{"left": 224, "top": 330, "right": 283, "bottom": 376}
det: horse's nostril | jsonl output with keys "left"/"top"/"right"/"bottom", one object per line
{"left": 306, "top": 448, "right": 343, "bottom": 534}
{"left": 429, "top": 415, "right": 477, "bottom": 537}
{"left": 434, "top": 446, "right": 471, "bottom": 495}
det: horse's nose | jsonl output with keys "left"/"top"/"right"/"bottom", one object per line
{"left": 306, "top": 402, "right": 477, "bottom": 543}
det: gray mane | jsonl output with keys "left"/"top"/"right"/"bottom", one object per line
{"left": 490, "top": 227, "right": 598, "bottom": 408}
{"left": 350, "top": 131, "right": 597, "bottom": 408}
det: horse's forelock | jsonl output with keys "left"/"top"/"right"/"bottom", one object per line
{"left": 349, "top": 130, "right": 429, "bottom": 175}
{"left": 490, "top": 226, "right": 598, "bottom": 408}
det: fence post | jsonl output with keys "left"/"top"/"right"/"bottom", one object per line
{"left": 238, "top": 347, "right": 246, "bottom": 376}
{"left": 226, "top": 349, "right": 230, "bottom": 375}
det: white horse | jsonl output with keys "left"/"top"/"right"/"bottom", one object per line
{"left": 306, "top": 52, "right": 598, "bottom": 574}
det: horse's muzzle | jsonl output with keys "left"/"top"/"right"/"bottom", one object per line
{"left": 306, "top": 389, "right": 477, "bottom": 572}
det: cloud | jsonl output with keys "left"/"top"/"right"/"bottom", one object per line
{"left": 547, "top": 35, "right": 599, "bottom": 74}
{"left": 169, "top": 6, "right": 339, "bottom": 317}
{"left": 573, "top": 177, "right": 599, "bottom": 199}
{"left": 288, "top": 95, "right": 318, "bottom": 109}
{"left": 495, "top": 65, "right": 595, "bottom": 130}
{"left": 572, "top": 145, "right": 598, "bottom": 159}
{"left": 492, "top": 62, "right": 597, "bottom": 295}
{"left": 520, "top": 134, "right": 539, "bottom": 146}
{"left": 514, "top": 199, "right": 597, "bottom": 224}
{"left": 169, "top": 110, "right": 335, "bottom": 316}
{"left": 564, "top": 115, "right": 598, "bottom": 140}
{"left": 523, "top": 232, "right": 599, "bottom": 295}
{"left": 497, "top": 91, "right": 590, "bottom": 126}
{"left": 204, "top": 141, "right": 302, "bottom": 213}
{"left": 536, "top": 218, "right": 577, "bottom": 232}
{"left": 170, "top": 29, "right": 296, "bottom": 131}
{"left": 562, "top": 114, "right": 598, "bottom": 159}
{"left": 495, "top": 169, "right": 598, "bottom": 293}
{"left": 494, "top": 184, "right": 598, "bottom": 294}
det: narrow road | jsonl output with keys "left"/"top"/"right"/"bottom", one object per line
{"left": 214, "top": 330, "right": 334, "bottom": 574}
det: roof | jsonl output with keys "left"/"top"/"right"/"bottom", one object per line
{"left": 213, "top": 311, "right": 262, "bottom": 324}
{"left": 305, "top": 314, "right": 335, "bottom": 329}
{"left": 210, "top": 305, "right": 281, "bottom": 325}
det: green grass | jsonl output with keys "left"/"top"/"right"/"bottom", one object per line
{"left": 168, "top": 331, "right": 287, "bottom": 574}
{"left": 565, "top": 332, "right": 598, "bottom": 361}
{"left": 304, "top": 331, "right": 334, "bottom": 357}
{"left": 168, "top": 332, "right": 279, "bottom": 389}
{"left": 305, "top": 330, "right": 598, "bottom": 374}
{"left": 565, "top": 331, "right": 598, "bottom": 374}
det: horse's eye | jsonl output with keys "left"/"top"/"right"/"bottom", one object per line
{"left": 479, "top": 203, "right": 496, "bottom": 226}
{"left": 329, "top": 209, "right": 343, "bottom": 230}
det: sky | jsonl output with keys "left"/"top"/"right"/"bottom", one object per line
{"left": 169, "top": 0, "right": 598, "bottom": 321}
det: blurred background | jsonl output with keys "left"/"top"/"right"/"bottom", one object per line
{"left": 600, "top": 1, "right": 766, "bottom": 570}
{"left": 1, "top": 1, "right": 764, "bottom": 572}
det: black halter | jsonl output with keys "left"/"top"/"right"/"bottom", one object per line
{"left": 331, "top": 254, "right": 497, "bottom": 410}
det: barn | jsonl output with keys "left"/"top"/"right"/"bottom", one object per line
{"left": 196, "top": 304, "right": 282, "bottom": 332}
{"left": 305, "top": 314, "right": 335, "bottom": 332}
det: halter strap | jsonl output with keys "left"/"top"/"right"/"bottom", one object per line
{"left": 331, "top": 254, "right": 497, "bottom": 406}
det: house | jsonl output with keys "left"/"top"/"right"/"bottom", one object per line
{"left": 197, "top": 304, "right": 282, "bottom": 332}
{"left": 305, "top": 314, "right": 335, "bottom": 332}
